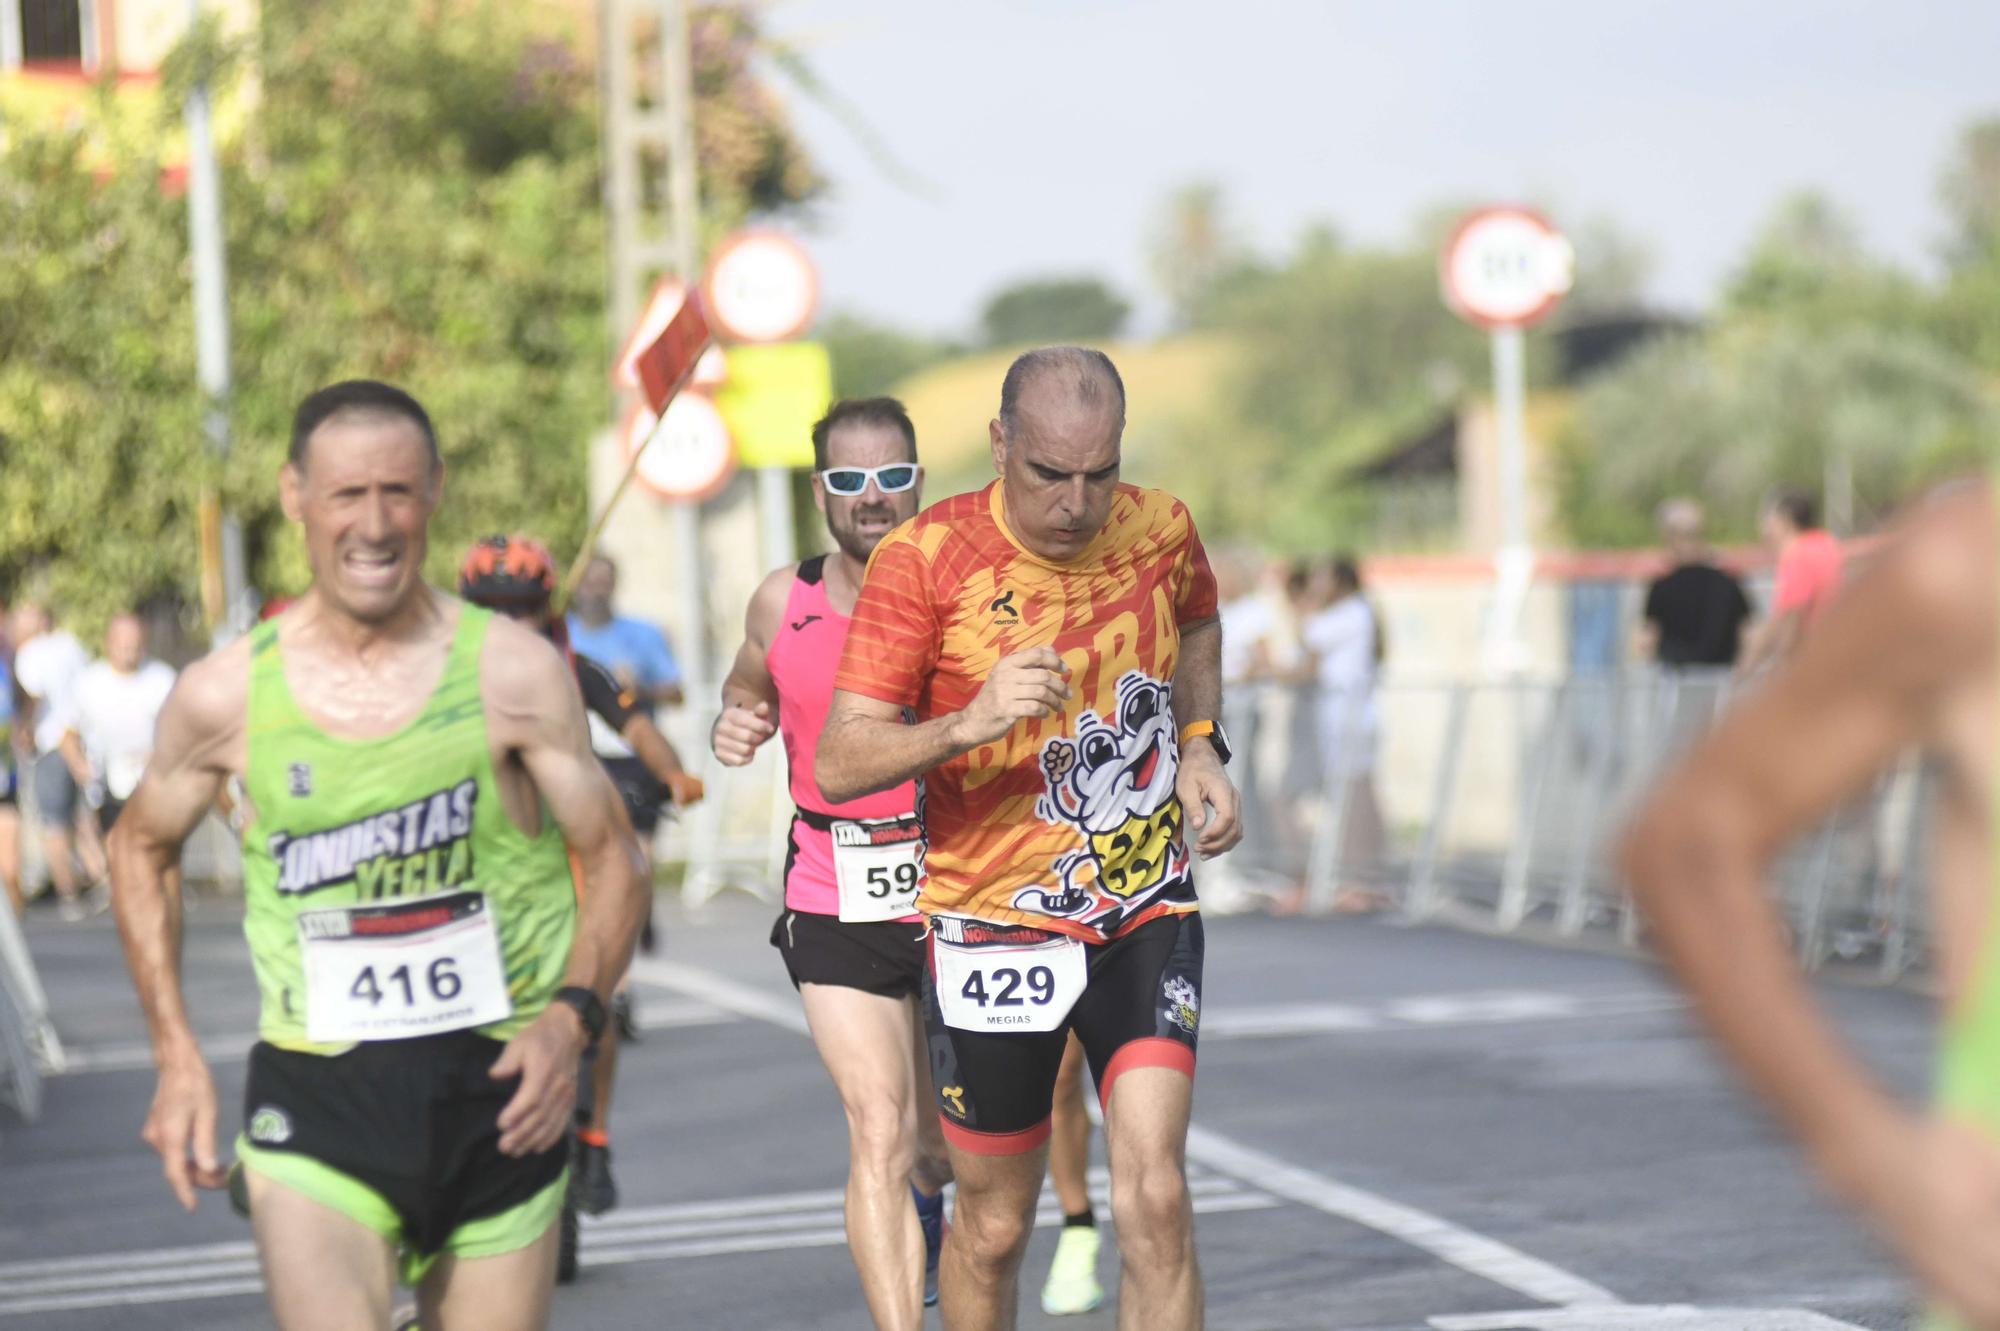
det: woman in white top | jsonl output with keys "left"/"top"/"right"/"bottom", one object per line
{"left": 1301, "top": 557, "right": 1389, "bottom": 891}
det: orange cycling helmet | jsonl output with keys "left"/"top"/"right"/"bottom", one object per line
{"left": 458, "top": 533, "right": 558, "bottom": 612}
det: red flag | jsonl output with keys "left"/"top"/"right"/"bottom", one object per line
{"left": 633, "top": 291, "right": 713, "bottom": 413}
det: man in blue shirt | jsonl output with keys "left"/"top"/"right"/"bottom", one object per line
{"left": 567, "top": 555, "right": 684, "bottom": 708}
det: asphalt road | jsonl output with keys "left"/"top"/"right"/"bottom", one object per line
{"left": 0, "top": 892, "right": 1929, "bottom": 1330}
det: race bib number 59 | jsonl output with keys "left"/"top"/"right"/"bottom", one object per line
{"left": 298, "top": 891, "right": 512, "bottom": 1043}
{"left": 933, "top": 935, "right": 1087, "bottom": 1034}
{"left": 833, "top": 815, "right": 925, "bottom": 923}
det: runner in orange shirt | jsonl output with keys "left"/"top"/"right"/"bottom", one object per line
{"left": 818, "top": 346, "right": 1241, "bottom": 1331}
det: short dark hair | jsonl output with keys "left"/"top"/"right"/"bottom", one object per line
{"left": 1331, "top": 554, "right": 1363, "bottom": 594}
{"left": 811, "top": 397, "right": 918, "bottom": 472}
{"left": 997, "top": 346, "right": 1126, "bottom": 439}
{"left": 1769, "top": 488, "right": 1817, "bottom": 530}
{"left": 289, "top": 380, "right": 440, "bottom": 470}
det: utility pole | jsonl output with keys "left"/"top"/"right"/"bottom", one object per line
{"left": 185, "top": 0, "right": 249, "bottom": 639}
{"left": 600, "top": 0, "right": 709, "bottom": 695}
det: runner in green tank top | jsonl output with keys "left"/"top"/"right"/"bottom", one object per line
{"left": 109, "top": 382, "right": 650, "bottom": 1331}
{"left": 1624, "top": 478, "right": 2000, "bottom": 1329}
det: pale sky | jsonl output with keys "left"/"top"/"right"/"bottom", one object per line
{"left": 769, "top": 0, "right": 2000, "bottom": 337}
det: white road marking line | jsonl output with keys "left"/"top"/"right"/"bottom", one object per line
{"left": 1183, "top": 1124, "right": 1619, "bottom": 1308}
{"left": 1430, "top": 1307, "right": 1870, "bottom": 1330}
{"left": 0, "top": 1279, "right": 269, "bottom": 1318}
{"left": 52, "top": 1000, "right": 737, "bottom": 1075}
{"left": 643, "top": 962, "right": 1629, "bottom": 1310}
{"left": 628, "top": 957, "right": 810, "bottom": 1033}
{"left": 1203, "top": 991, "right": 1681, "bottom": 1039}
{"left": 0, "top": 1191, "right": 1277, "bottom": 1315}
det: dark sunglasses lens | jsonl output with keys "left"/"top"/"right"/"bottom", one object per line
{"left": 822, "top": 470, "right": 867, "bottom": 494}
{"left": 877, "top": 466, "right": 917, "bottom": 492}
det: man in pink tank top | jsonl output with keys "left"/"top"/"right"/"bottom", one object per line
{"left": 711, "top": 398, "right": 950, "bottom": 1326}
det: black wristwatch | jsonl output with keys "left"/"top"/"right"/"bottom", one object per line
{"left": 551, "top": 986, "right": 607, "bottom": 1049}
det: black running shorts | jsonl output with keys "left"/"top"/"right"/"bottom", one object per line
{"left": 922, "top": 911, "right": 1204, "bottom": 1155}
{"left": 236, "top": 1031, "right": 568, "bottom": 1275}
{"left": 770, "top": 908, "right": 927, "bottom": 1000}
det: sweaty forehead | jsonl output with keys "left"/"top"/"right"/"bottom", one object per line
{"left": 301, "top": 411, "right": 436, "bottom": 479}
{"left": 825, "top": 421, "right": 916, "bottom": 469}
{"left": 1011, "top": 398, "right": 1121, "bottom": 472}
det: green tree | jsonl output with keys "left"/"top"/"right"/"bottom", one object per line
{"left": 1940, "top": 116, "right": 2000, "bottom": 270}
{"left": 0, "top": 0, "right": 822, "bottom": 636}
{"left": 979, "top": 277, "right": 1130, "bottom": 348}
{"left": 1555, "top": 326, "right": 1995, "bottom": 547}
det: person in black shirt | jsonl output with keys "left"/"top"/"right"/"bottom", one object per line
{"left": 1638, "top": 499, "right": 1752, "bottom": 668}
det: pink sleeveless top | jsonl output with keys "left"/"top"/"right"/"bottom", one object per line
{"left": 766, "top": 556, "right": 922, "bottom": 917}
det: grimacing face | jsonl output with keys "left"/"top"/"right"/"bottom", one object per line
{"left": 988, "top": 389, "right": 1122, "bottom": 562}
{"left": 813, "top": 420, "right": 922, "bottom": 564}
{"left": 279, "top": 413, "right": 441, "bottom": 626}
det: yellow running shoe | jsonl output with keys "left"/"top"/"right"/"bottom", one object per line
{"left": 1039, "top": 1224, "right": 1104, "bottom": 1316}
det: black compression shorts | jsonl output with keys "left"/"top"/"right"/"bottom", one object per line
{"left": 922, "top": 911, "right": 1203, "bottom": 1155}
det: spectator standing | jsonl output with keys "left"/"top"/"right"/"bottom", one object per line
{"left": 12, "top": 603, "right": 93, "bottom": 919}
{"left": 1740, "top": 489, "right": 1844, "bottom": 676}
{"left": 1301, "top": 556, "right": 1388, "bottom": 900}
{"left": 65, "top": 614, "right": 176, "bottom": 838}
{"left": 0, "top": 626, "right": 20, "bottom": 916}
{"left": 567, "top": 555, "right": 685, "bottom": 708}
{"left": 1638, "top": 499, "right": 1753, "bottom": 668}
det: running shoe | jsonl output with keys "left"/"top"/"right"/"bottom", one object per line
{"left": 913, "top": 1185, "right": 944, "bottom": 1308}
{"left": 576, "top": 1140, "right": 619, "bottom": 1216}
{"left": 613, "top": 989, "right": 639, "bottom": 1044}
{"left": 1040, "top": 1225, "right": 1104, "bottom": 1316}
{"left": 391, "top": 1305, "right": 421, "bottom": 1331}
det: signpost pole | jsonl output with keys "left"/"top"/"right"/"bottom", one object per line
{"left": 660, "top": 0, "right": 709, "bottom": 692}
{"left": 1492, "top": 325, "right": 1528, "bottom": 560}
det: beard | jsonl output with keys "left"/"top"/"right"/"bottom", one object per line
{"left": 828, "top": 503, "right": 898, "bottom": 563}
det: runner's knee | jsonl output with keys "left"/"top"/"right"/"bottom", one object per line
{"left": 950, "top": 1191, "right": 1037, "bottom": 1268}
{"left": 843, "top": 1094, "right": 916, "bottom": 1181}
{"left": 1109, "top": 1159, "right": 1192, "bottom": 1254}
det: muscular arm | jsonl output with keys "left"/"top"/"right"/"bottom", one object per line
{"left": 1172, "top": 616, "right": 1223, "bottom": 736}
{"left": 817, "top": 691, "right": 983, "bottom": 806}
{"left": 818, "top": 647, "right": 1074, "bottom": 805}
{"left": 1622, "top": 489, "right": 1993, "bottom": 1227}
{"left": 108, "top": 645, "right": 245, "bottom": 1209}
{"left": 711, "top": 567, "right": 788, "bottom": 767}
{"left": 1172, "top": 616, "right": 1240, "bottom": 855}
{"left": 488, "top": 626, "right": 649, "bottom": 1002}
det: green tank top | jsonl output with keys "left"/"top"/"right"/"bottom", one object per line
{"left": 241, "top": 606, "right": 576, "bottom": 1054}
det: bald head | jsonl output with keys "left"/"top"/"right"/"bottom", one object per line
{"left": 1657, "top": 498, "right": 1705, "bottom": 553}
{"left": 997, "top": 346, "right": 1126, "bottom": 442}
{"left": 988, "top": 347, "right": 1128, "bottom": 561}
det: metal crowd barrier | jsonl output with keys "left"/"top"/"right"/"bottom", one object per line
{"left": 0, "top": 897, "right": 61, "bottom": 1123}
{"left": 1245, "top": 670, "right": 1933, "bottom": 980}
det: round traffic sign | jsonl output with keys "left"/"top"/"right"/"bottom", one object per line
{"left": 702, "top": 230, "right": 819, "bottom": 344}
{"left": 623, "top": 393, "right": 735, "bottom": 502}
{"left": 1440, "top": 207, "right": 1574, "bottom": 329}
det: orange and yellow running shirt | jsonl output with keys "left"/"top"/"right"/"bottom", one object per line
{"left": 833, "top": 481, "right": 1219, "bottom": 943}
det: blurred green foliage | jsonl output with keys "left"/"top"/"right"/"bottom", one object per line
{"left": 979, "top": 277, "right": 1131, "bottom": 348}
{"left": 0, "top": 0, "right": 819, "bottom": 641}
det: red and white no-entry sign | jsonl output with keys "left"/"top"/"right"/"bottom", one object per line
{"left": 1441, "top": 207, "right": 1574, "bottom": 330}
{"left": 702, "top": 230, "right": 819, "bottom": 345}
